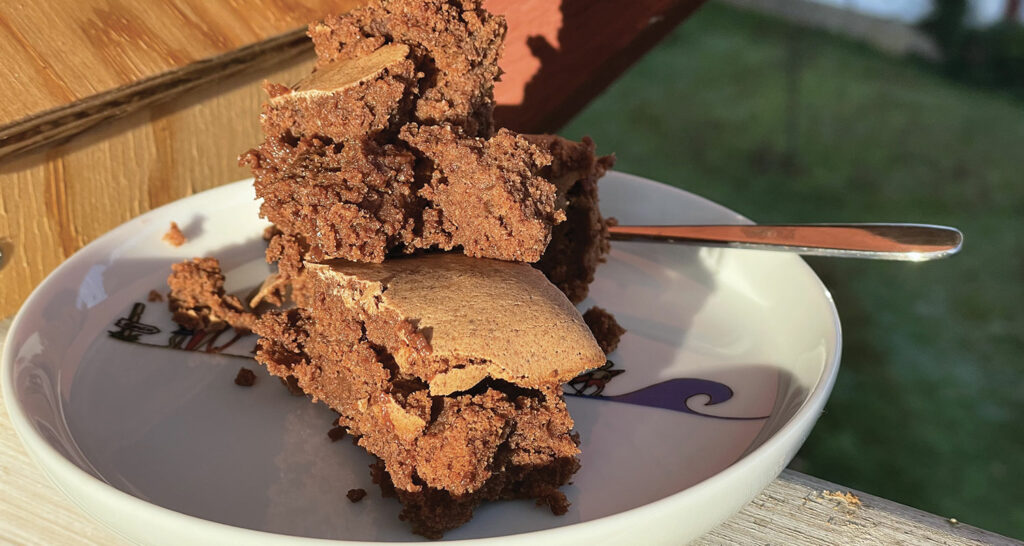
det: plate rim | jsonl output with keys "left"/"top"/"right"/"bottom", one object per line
{"left": 2, "top": 172, "right": 842, "bottom": 544}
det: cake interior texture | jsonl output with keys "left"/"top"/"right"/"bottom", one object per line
{"left": 253, "top": 254, "right": 604, "bottom": 537}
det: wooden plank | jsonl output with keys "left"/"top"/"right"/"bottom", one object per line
{"left": 697, "top": 469, "right": 1020, "bottom": 546}
{"left": 0, "top": 1, "right": 366, "bottom": 161}
{"left": 0, "top": 318, "right": 1016, "bottom": 544}
{"left": 0, "top": 51, "right": 317, "bottom": 317}
{"left": 0, "top": 0, "right": 356, "bottom": 126}
{"left": 0, "top": 30, "right": 312, "bottom": 162}
{"left": 0, "top": 0, "right": 703, "bottom": 160}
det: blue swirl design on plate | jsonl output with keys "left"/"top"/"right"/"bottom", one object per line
{"left": 567, "top": 361, "right": 768, "bottom": 421}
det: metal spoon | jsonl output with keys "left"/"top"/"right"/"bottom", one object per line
{"left": 607, "top": 223, "right": 963, "bottom": 261}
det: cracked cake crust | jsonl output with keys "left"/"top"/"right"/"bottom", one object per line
{"left": 304, "top": 254, "right": 604, "bottom": 393}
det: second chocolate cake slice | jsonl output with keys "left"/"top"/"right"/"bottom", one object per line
{"left": 253, "top": 253, "right": 604, "bottom": 538}
{"left": 245, "top": 0, "right": 615, "bottom": 270}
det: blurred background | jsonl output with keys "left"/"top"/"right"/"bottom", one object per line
{"left": 562, "top": 0, "right": 1024, "bottom": 538}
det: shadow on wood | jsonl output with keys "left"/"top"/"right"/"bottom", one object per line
{"left": 492, "top": 0, "right": 707, "bottom": 133}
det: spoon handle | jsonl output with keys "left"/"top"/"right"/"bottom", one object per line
{"left": 607, "top": 223, "right": 963, "bottom": 261}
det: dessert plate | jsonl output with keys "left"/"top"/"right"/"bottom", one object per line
{"left": 2, "top": 172, "right": 840, "bottom": 545}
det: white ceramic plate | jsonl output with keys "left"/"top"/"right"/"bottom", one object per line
{"left": 2, "top": 172, "right": 840, "bottom": 545}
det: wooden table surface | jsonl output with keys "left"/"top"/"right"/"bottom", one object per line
{"left": 1, "top": 319, "right": 1016, "bottom": 545}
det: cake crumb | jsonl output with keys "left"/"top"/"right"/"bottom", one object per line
{"left": 822, "top": 490, "right": 861, "bottom": 507}
{"left": 147, "top": 290, "right": 164, "bottom": 302}
{"left": 535, "top": 490, "right": 570, "bottom": 515}
{"left": 163, "top": 222, "right": 186, "bottom": 247}
{"left": 234, "top": 367, "right": 256, "bottom": 386}
{"left": 583, "top": 306, "right": 626, "bottom": 354}
{"left": 347, "top": 488, "right": 367, "bottom": 503}
{"left": 328, "top": 426, "right": 348, "bottom": 442}
{"left": 167, "top": 257, "right": 257, "bottom": 332}
{"left": 279, "top": 375, "right": 305, "bottom": 396}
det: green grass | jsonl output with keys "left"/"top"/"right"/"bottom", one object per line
{"left": 562, "top": 3, "right": 1024, "bottom": 538}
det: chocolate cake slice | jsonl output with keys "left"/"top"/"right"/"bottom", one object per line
{"left": 225, "top": 1, "right": 625, "bottom": 536}
{"left": 254, "top": 254, "right": 604, "bottom": 537}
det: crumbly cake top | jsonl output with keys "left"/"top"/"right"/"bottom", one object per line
{"left": 306, "top": 254, "right": 604, "bottom": 394}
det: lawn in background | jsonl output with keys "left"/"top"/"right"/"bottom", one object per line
{"left": 562, "top": 2, "right": 1024, "bottom": 538}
